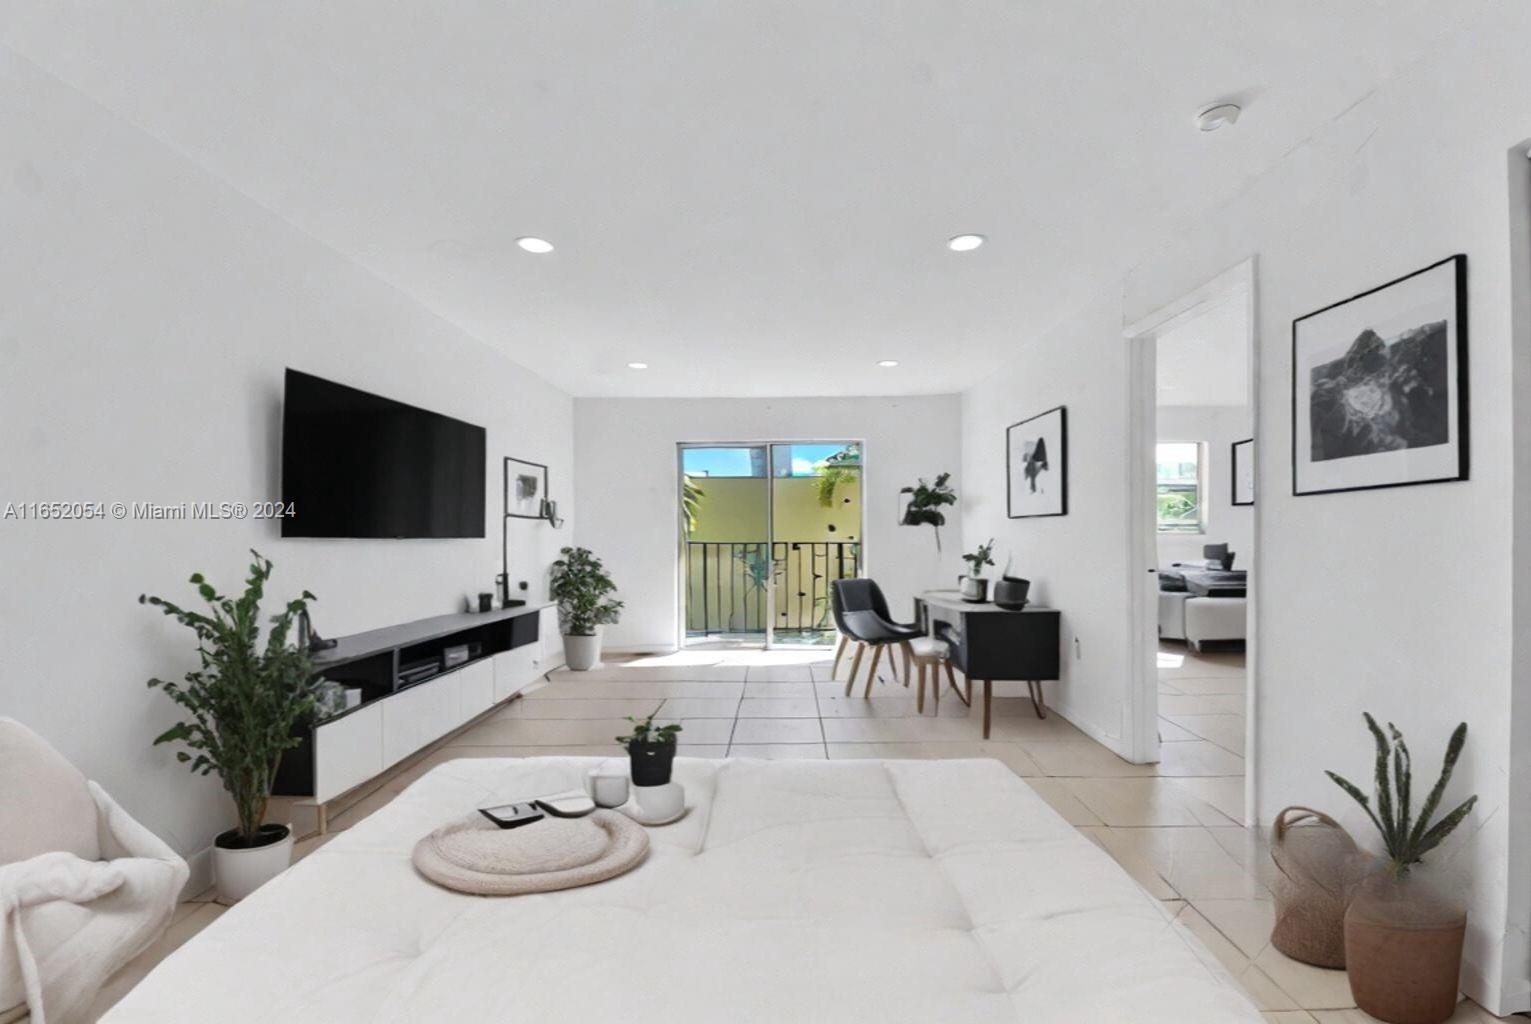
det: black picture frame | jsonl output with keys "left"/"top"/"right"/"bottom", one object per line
{"left": 1006, "top": 405, "right": 1068, "bottom": 518}
{"left": 1291, "top": 254, "right": 1468, "bottom": 497}
{"left": 504, "top": 456, "right": 549, "bottom": 520}
{"left": 1231, "top": 438, "right": 1255, "bottom": 507}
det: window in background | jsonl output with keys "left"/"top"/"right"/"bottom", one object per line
{"left": 1156, "top": 442, "right": 1205, "bottom": 533}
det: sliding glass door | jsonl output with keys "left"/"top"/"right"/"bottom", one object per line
{"left": 679, "top": 441, "right": 862, "bottom": 648}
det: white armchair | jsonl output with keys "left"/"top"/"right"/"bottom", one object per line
{"left": 0, "top": 719, "right": 187, "bottom": 1024}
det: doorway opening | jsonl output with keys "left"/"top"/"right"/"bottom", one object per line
{"left": 1125, "top": 260, "right": 1257, "bottom": 825}
{"left": 678, "top": 441, "right": 863, "bottom": 649}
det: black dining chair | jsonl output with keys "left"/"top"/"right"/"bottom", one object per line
{"left": 829, "top": 579, "right": 924, "bottom": 698}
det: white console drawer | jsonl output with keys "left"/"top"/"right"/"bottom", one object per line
{"left": 458, "top": 659, "right": 494, "bottom": 719}
{"left": 493, "top": 645, "right": 539, "bottom": 702}
{"left": 313, "top": 704, "right": 383, "bottom": 804}
{"left": 382, "top": 677, "right": 459, "bottom": 766}
{"left": 537, "top": 606, "right": 563, "bottom": 670}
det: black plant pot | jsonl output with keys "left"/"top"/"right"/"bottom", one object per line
{"left": 993, "top": 576, "right": 1031, "bottom": 611}
{"left": 628, "top": 740, "right": 677, "bottom": 787}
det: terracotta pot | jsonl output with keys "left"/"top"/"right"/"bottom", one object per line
{"left": 1344, "top": 872, "right": 1466, "bottom": 1024}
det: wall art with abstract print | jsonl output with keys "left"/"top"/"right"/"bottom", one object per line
{"left": 1292, "top": 255, "right": 1467, "bottom": 496}
{"left": 1006, "top": 405, "right": 1068, "bottom": 518}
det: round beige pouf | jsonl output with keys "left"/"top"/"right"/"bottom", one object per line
{"left": 412, "top": 809, "right": 649, "bottom": 896}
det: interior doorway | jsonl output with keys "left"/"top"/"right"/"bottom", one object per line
{"left": 1124, "top": 260, "right": 1258, "bottom": 826}
{"left": 677, "top": 441, "right": 863, "bottom": 649}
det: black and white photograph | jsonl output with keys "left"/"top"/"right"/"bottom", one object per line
{"left": 503, "top": 456, "right": 549, "bottom": 519}
{"left": 1292, "top": 255, "right": 1467, "bottom": 496}
{"left": 1007, "top": 405, "right": 1068, "bottom": 518}
{"left": 1231, "top": 438, "right": 1255, "bottom": 506}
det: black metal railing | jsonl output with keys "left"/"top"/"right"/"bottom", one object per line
{"left": 684, "top": 541, "right": 861, "bottom": 641}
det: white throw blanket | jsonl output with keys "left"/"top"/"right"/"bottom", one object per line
{"left": 0, "top": 783, "right": 188, "bottom": 1024}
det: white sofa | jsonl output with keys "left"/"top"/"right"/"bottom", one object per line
{"left": 1184, "top": 596, "right": 1247, "bottom": 652}
{"left": 0, "top": 720, "right": 187, "bottom": 1024}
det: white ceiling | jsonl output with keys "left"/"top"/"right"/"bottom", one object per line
{"left": 0, "top": 3, "right": 1483, "bottom": 397}
{"left": 1156, "top": 296, "right": 1249, "bottom": 407}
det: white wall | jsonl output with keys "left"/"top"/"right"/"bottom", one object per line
{"left": 1155, "top": 405, "right": 1254, "bottom": 567}
{"left": 574, "top": 396, "right": 961, "bottom": 649}
{"left": 0, "top": 53, "right": 574, "bottom": 884}
{"left": 965, "top": 15, "right": 1531, "bottom": 1013}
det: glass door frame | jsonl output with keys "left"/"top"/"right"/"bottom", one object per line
{"left": 676, "top": 439, "right": 865, "bottom": 650}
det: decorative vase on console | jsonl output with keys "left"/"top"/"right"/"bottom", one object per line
{"left": 959, "top": 539, "right": 996, "bottom": 603}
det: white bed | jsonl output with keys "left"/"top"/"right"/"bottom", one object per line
{"left": 104, "top": 758, "right": 1263, "bottom": 1023}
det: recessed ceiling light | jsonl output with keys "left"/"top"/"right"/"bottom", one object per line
{"left": 627, "top": 361, "right": 649, "bottom": 370}
{"left": 516, "top": 236, "right": 554, "bottom": 254}
{"left": 876, "top": 359, "right": 900, "bottom": 368}
{"left": 947, "top": 234, "right": 985, "bottom": 252}
{"left": 1195, "top": 103, "right": 1242, "bottom": 132}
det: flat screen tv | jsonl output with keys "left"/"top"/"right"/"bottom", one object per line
{"left": 281, "top": 369, "right": 486, "bottom": 538}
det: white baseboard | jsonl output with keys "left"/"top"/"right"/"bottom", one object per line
{"left": 603, "top": 644, "right": 678, "bottom": 655}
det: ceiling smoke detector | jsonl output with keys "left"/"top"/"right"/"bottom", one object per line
{"left": 516, "top": 236, "right": 554, "bottom": 254}
{"left": 1195, "top": 103, "right": 1242, "bottom": 132}
{"left": 947, "top": 234, "right": 985, "bottom": 252}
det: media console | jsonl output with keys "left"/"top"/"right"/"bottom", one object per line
{"left": 274, "top": 603, "right": 561, "bottom": 825}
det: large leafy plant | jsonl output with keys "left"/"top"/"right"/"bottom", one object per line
{"left": 549, "top": 545, "right": 624, "bottom": 636}
{"left": 1326, "top": 714, "right": 1477, "bottom": 875}
{"left": 899, "top": 472, "right": 957, "bottom": 550}
{"left": 140, "top": 551, "right": 318, "bottom": 847}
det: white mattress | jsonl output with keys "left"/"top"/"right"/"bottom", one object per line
{"left": 104, "top": 758, "right": 1263, "bottom": 1023}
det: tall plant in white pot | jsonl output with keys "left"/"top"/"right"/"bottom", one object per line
{"left": 549, "top": 546, "right": 623, "bottom": 671}
{"left": 140, "top": 551, "right": 319, "bottom": 901}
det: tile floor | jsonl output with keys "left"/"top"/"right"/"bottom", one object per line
{"left": 87, "top": 644, "right": 1512, "bottom": 1023}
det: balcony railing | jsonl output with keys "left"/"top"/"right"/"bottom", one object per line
{"left": 684, "top": 540, "right": 861, "bottom": 642}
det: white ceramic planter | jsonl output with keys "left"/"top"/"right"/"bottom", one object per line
{"left": 214, "top": 824, "right": 294, "bottom": 902}
{"left": 563, "top": 631, "right": 602, "bottom": 671}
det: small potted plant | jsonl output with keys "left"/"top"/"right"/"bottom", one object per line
{"left": 899, "top": 472, "right": 956, "bottom": 551}
{"left": 141, "top": 551, "right": 318, "bottom": 902}
{"left": 960, "top": 538, "right": 996, "bottom": 602}
{"left": 1326, "top": 714, "right": 1477, "bottom": 1024}
{"left": 548, "top": 546, "right": 624, "bottom": 671}
{"left": 992, "top": 556, "right": 1031, "bottom": 611}
{"left": 616, "top": 702, "right": 683, "bottom": 787}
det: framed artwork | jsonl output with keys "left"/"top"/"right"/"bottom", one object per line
{"left": 1231, "top": 438, "right": 1255, "bottom": 506}
{"left": 504, "top": 456, "right": 549, "bottom": 519}
{"left": 1006, "top": 405, "right": 1068, "bottom": 518}
{"left": 1292, "top": 255, "right": 1468, "bottom": 496}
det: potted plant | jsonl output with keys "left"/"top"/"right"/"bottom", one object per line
{"left": 616, "top": 702, "right": 683, "bottom": 787}
{"left": 899, "top": 472, "right": 956, "bottom": 550}
{"left": 960, "top": 538, "right": 996, "bottom": 602}
{"left": 140, "top": 551, "right": 318, "bottom": 902}
{"left": 549, "top": 545, "right": 623, "bottom": 671}
{"left": 1326, "top": 714, "right": 1477, "bottom": 1024}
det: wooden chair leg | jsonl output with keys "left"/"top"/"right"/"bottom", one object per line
{"left": 831, "top": 634, "right": 849, "bottom": 679}
{"left": 864, "top": 644, "right": 884, "bottom": 699}
{"left": 844, "top": 642, "right": 865, "bottom": 698}
{"left": 931, "top": 662, "right": 940, "bottom": 708}
{"left": 899, "top": 642, "right": 914, "bottom": 688}
{"left": 946, "top": 662, "right": 969, "bottom": 707}
{"left": 982, "top": 680, "right": 993, "bottom": 739}
{"left": 916, "top": 662, "right": 926, "bottom": 714}
{"left": 1028, "top": 679, "right": 1048, "bottom": 719}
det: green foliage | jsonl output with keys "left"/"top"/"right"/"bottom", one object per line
{"left": 681, "top": 475, "right": 705, "bottom": 536}
{"left": 549, "top": 546, "right": 624, "bottom": 636}
{"left": 1326, "top": 714, "right": 1477, "bottom": 874}
{"left": 814, "top": 444, "right": 862, "bottom": 508}
{"left": 616, "top": 701, "right": 683, "bottom": 749}
{"left": 140, "top": 551, "right": 318, "bottom": 845}
{"left": 735, "top": 546, "right": 772, "bottom": 595}
{"left": 1156, "top": 490, "right": 1201, "bottom": 530}
{"left": 962, "top": 538, "right": 996, "bottom": 578}
{"left": 899, "top": 472, "right": 957, "bottom": 550}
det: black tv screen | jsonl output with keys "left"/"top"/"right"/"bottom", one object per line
{"left": 281, "top": 370, "right": 486, "bottom": 538}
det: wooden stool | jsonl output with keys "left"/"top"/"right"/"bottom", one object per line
{"left": 909, "top": 636, "right": 964, "bottom": 714}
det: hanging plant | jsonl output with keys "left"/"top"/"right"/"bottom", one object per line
{"left": 899, "top": 472, "right": 956, "bottom": 550}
